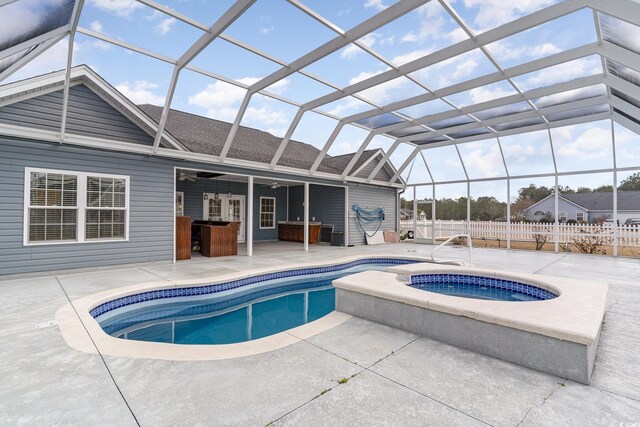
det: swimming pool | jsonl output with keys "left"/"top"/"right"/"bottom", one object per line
{"left": 94, "top": 258, "right": 419, "bottom": 345}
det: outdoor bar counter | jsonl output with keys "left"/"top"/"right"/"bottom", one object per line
{"left": 278, "top": 221, "right": 321, "bottom": 244}
{"left": 195, "top": 221, "right": 240, "bottom": 257}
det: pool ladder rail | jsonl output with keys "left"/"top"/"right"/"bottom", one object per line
{"left": 430, "top": 234, "right": 473, "bottom": 266}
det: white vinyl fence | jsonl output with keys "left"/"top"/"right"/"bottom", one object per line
{"left": 400, "top": 220, "right": 640, "bottom": 247}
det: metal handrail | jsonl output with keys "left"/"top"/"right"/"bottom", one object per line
{"left": 430, "top": 234, "right": 472, "bottom": 266}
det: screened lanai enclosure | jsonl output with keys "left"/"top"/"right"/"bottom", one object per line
{"left": 1, "top": 0, "right": 640, "bottom": 259}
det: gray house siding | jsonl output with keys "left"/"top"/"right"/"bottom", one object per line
{"left": 0, "top": 136, "right": 173, "bottom": 276}
{"left": 288, "top": 184, "right": 346, "bottom": 236}
{"left": 348, "top": 184, "right": 398, "bottom": 245}
{"left": 0, "top": 84, "right": 154, "bottom": 145}
{"left": 1, "top": 134, "right": 398, "bottom": 275}
{"left": 176, "top": 179, "right": 287, "bottom": 241}
{"left": 354, "top": 155, "right": 394, "bottom": 182}
{"left": 525, "top": 197, "right": 586, "bottom": 222}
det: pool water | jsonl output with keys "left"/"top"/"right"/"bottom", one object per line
{"left": 409, "top": 274, "right": 557, "bottom": 302}
{"left": 98, "top": 264, "right": 393, "bottom": 345}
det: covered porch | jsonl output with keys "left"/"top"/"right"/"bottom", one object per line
{"left": 174, "top": 168, "right": 349, "bottom": 260}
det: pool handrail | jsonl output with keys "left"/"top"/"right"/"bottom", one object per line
{"left": 430, "top": 234, "right": 473, "bottom": 266}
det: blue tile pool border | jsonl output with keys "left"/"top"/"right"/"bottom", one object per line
{"left": 410, "top": 274, "right": 558, "bottom": 301}
{"left": 90, "top": 258, "right": 419, "bottom": 318}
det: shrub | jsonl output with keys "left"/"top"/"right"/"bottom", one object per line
{"left": 566, "top": 219, "right": 578, "bottom": 224}
{"left": 571, "top": 227, "right": 610, "bottom": 255}
{"left": 533, "top": 228, "right": 550, "bottom": 250}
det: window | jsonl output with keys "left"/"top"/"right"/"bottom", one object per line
{"left": 85, "top": 176, "right": 127, "bottom": 240}
{"left": 560, "top": 212, "right": 567, "bottom": 222}
{"left": 576, "top": 212, "right": 585, "bottom": 222}
{"left": 208, "top": 198, "right": 222, "bottom": 220}
{"left": 27, "top": 171, "right": 77, "bottom": 242}
{"left": 260, "top": 197, "right": 276, "bottom": 229}
{"left": 24, "top": 168, "right": 129, "bottom": 245}
{"left": 176, "top": 192, "right": 184, "bottom": 216}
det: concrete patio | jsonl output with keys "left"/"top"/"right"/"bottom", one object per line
{"left": 1, "top": 242, "right": 639, "bottom": 426}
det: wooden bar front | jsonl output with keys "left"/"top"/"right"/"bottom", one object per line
{"left": 200, "top": 222, "right": 240, "bottom": 257}
{"left": 175, "top": 216, "right": 192, "bottom": 260}
{"left": 278, "top": 222, "right": 321, "bottom": 244}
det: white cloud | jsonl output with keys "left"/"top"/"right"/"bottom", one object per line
{"left": 188, "top": 79, "right": 291, "bottom": 131}
{"left": 460, "top": 141, "right": 505, "bottom": 177}
{"left": 259, "top": 26, "right": 274, "bottom": 35}
{"left": 461, "top": 0, "right": 556, "bottom": 32}
{"left": 401, "top": 2, "right": 446, "bottom": 44}
{"left": 116, "top": 81, "right": 166, "bottom": 105}
{"left": 364, "top": 0, "right": 388, "bottom": 11}
{"left": 553, "top": 124, "right": 612, "bottom": 160}
{"left": 520, "top": 57, "right": 601, "bottom": 90}
{"left": 450, "top": 58, "right": 478, "bottom": 80}
{"left": 188, "top": 81, "right": 248, "bottom": 121}
{"left": 155, "top": 17, "right": 176, "bottom": 35}
{"left": 468, "top": 85, "right": 515, "bottom": 104}
{"left": 391, "top": 49, "right": 432, "bottom": 66}
{"left": 488, "top": 40, "right": 562, "bottom": 63}
{"left": 529, "top": 43, "right": 561, "bottom": 57}
{"left": 87, "top": 0, "right": 142, "bottom": 17}
{"left": 341, "top": 34, "right": 377, "bottom": 59}
{"left": 90, "top": 20, "right": 104, "bottom": 33}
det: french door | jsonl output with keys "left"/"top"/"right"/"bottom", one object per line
{"left": 202, "top": 194, "right": 245, "bottom": 242}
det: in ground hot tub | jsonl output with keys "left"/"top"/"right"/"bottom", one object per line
{"left": 333, "top": 263, "right": 607, "bottom": 384}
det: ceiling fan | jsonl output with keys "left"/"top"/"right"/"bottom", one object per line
{"left": 177, "top": 171, "right": 197, "bottom": 182}
{"left": 268, "top": 182, "right": 283, "bottom": 189}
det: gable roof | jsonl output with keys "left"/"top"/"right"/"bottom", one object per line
{"left": 0, "top": 66, "right": 403, "bottom": 185}
{"left": 138, "top": 104, "right": 402, "bottom": 182}
{"left": 563, "top": 191, "right": 640, "bottom": 211}
{"left": 0, "top": 66, "right": 185, "bottom": 151}
{"left": 525, "top": 191, "right": 640, "bottom": 212}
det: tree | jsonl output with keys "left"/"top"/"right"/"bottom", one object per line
{"left": 594, "top": 185, "right": 613, "bottom": 192}
{"left": 517, "top": 184, "right": 553, "bottom": 203}
{"left": 619, "top": 172, "right": 640, "bottom": 191}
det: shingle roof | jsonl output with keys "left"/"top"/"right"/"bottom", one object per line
{"left": 138, "top": 104, "right": 394, "bottom": 180}
{"left": 562, "top": 191, "right": 640, "bottom": 211}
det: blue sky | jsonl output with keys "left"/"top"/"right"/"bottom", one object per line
{"left": 3, "top": 0, "right": 639, "bottom": 195}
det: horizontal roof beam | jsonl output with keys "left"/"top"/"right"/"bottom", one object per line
{"left": 347, "top": 42, "right": 600, "bottom": 129}
{"left": 301, "top": 0, "right": 588, "bottom": 111}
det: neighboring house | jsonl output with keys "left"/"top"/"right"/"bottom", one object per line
{"left": 399, "top": 209, "right": 427, "bottom": 221}
{"left": 524, "top": 191, "right": 640, "bottom": 223}
{"left": 400, "top": 209, "right": 413, "bottom": 220}
{"left": 0, "top": 66, "right": 402, "bottom": 276}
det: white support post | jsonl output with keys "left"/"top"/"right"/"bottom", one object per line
{"left": 344, "top": 186, "right": 349, "bottom": 247}
{"left": 304, "top": 182, "right": 310, "bottom": 252}
{"left": 432, "top": 186, "right": 436, "bottom": 245}
{"left": 60, "top": 0, "right": 85, "bottom": 142}
{"left": 506, "top": 179, "right": 511, "bottom": 250}
{"left": 412, "top": 187, "right": 417, "bottom": 240}
{"left": 554, "top": 175, "right": 559, "bottom": 253}
{"left": 247, "top": 176, "right": 254, "bottom": 257}
{"left": 611, "top": 119, "right": 618, "bottom": 257}
{"left": 466, "top": 181, "right": 471, "bottom": 235}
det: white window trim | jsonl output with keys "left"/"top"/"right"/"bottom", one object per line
{"left": 576, "top": 212, "right": 585, "bottom": 221}
{"left": 259, "top": 196, "right": 276, "bottom": 230}
{"left": 559, "top": 212, "right": 567, "bottom": 222}
{"left": 23, "top": 167, "right": 130, "bottom": 246}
